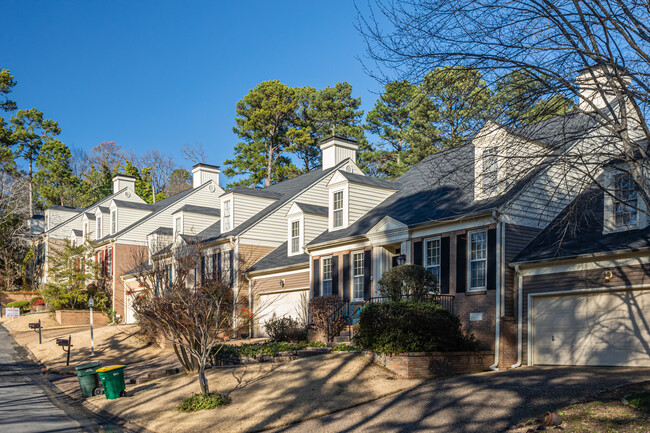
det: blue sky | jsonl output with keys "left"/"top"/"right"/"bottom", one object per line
{"left": 2, "top": 1, "right": 382, "bottom": 176}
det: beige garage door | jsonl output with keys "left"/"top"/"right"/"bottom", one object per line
{"left": 255, "top": 289, "right": 308, "bottom": 337}
{"left": 532, "top": 290, "right": 650, "bottom": 366}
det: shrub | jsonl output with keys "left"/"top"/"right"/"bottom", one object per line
{"left": 309, "top": 295, "right": 346, "bottom": 337}
{"left": 7, "top": 300, "right": 30, "bottom": 313}
{"left": 32, "top": 298, "right": 44, "bottom": 306}
{"left": 29, "top": 296, "right": 43, "bottom": 306}
{"left": 263, "top": 316, "right": 307, "bottom": 342}
{"left": 178, "top": 393, "right": 231, "bottom": 412}
{"left": 377, "top": 265, "right": 439, "bottom": 302}
{"left": 356, "top": 301, "right": 478, "bottom": 355}
{"left": 627, "top": 391, "right": 650, "bottom": 413}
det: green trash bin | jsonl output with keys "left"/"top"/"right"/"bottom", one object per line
{"left": 74, "top": 361, "right": 103, "bottom": 398}
{"left": 96, "top": 365, "right": 126, "bottom": 400}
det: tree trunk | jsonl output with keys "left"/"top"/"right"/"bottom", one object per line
{"left": 198, "top": 364, "right": 209, "bottom": 395}
{"left": 265, "top": 145, "right": 274, "bottom": 187}
{"left": 28, "top": 158, "right": 33, "bottom": 217}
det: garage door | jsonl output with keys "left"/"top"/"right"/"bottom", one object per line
{"left": 532, "top": 290, "right": 650, "bottom": 366}
{"left": 255, "top": 289, "right": 309, "bottom": 337}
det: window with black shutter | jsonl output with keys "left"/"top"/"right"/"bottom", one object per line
{"left": 413, "top": 240, "right": 423, "bottom": 266}
{"left": 440, "top": 237, "right": 450, "bottom": 294}
{"left": 456, "top": 234, "right": 467, "bottom": 293}
{"left": 312, "top": 258, "right": 320, "bottom": 298}
{"left": 331, "top": 256, "right": 339, "bottom": 295}
{"left": 487, "top": 228, "right": 497, "bottom": 290}
{"left": 342, "top": 254, "right": 350, "bottom": 302}
{"left": 363, "top": 249, "right": 371, "bottom": 299}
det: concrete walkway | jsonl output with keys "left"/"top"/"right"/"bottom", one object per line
{"left": 272, "top": 365, "right": 650, "bottom": 433}
{"left": 0, "top": 325, "right": 128, "bottom": 433}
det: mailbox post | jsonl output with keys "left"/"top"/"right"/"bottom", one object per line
{"left": 29, "top": 319, "right": 42, "bottom": 344}
{"left": 56, "top": 335, "right": 72, "bottom": 366}
{"left": 88, "top": 296, "right": 94, "bottom": 356}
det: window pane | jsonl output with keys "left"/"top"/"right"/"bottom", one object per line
{"left": 615, "top": 174, "right": 638, "bottom": 227}
{"left": 333, "top": 191, "right": 343, "bottom": 210}
{"left": 333, "top": 209, "right": 343, "bottom": 227}
{"left": 425, "top": 239, "right": 440, "bottom": 267}
{"left": 291, "top": 237, "right": 299, "bottom": 254}
{"left": 471, "top": 261, "right": 486, "bottom": 288}
{"left": 470, "top": 231, "right": 487, "bottom": 260}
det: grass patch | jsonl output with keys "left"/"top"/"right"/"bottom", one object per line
{"left": 331, "top": 343, "right": 361, "bottom": 351}
{"left": 178, "top": 393, "right": 231, "bottom": 412}
{"left": 626, "top": 391, "right": 650, "bottom": 413}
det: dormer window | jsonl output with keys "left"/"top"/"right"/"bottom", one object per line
{"left": 174, "top": 215, "right": 183, "bottom": 237}
{"left": 223, "top": 200, "right": 232, "bottom": 232}
{"left": 333, "top": 191, "right": 344, "bottom": 228}
{"left": 110, "top": 210, "right": 117, "bottom": 235}
{"left": 83, "top": 223, "right": 89, "bottom": 240}
{"left": 482, "top": 147, "right": 498, "bottom": 195}
{"left": 289, "top": 219, "right": 301, "bottom": 255}
{"left": 96, "top": 216, "right": 103, "bottom": 239}
{"left": 614, "top": 173, "right": 638, "bottom": 228}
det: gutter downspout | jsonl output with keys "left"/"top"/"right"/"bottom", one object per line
{"left": 245, "top": 274, "right": 253, "bottom": 338}
{"left": 229, "top": 236, "right": 237, "bottom": 338}
{"left": 511, "top": 264, "right": 523, "bottom": 368}
{"left": 489, "top": 212, "right": 501, "bottom": 371}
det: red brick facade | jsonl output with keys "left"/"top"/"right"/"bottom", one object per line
{"left": 368, "top": 351, "right": 494, "bottom": 379}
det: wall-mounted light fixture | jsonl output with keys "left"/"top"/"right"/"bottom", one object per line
{"left": 280, "top": 279, "right": 285, "bottom": 287}
{"left": 604, "top": 270, "right": 613, "bottom": 282}
{"left": 396, "top": 254, "right": 406, "bottom": 266}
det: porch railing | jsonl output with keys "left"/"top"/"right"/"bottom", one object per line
{"left": 325, "top": 293, "right": 455, "bottom": 343}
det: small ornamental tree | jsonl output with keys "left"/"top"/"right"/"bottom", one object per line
{"left": 377, "top": 264, "right": 439, "bottom": 302}
{"left": 41, "top": 241, "right": 110, "bottom": 311}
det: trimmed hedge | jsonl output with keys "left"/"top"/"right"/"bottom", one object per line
{"left": 7, "top": 300, "right": 30, "bottom": 313}
{"left": 356, "top": 301, "right": 478, "bottom": 355}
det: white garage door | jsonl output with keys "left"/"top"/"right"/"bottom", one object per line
{"left": 532, "top": 289, "right": 650, "bottom": 366}
{"left": 255, "top": 289, "right": 308, "bottom": 337}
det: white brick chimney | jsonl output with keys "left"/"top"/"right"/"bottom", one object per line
{"left": 577, "top": 64, "right": 631, "bottom": 112}
{"left": 192, "top": 163, "right": 221, "bottom": 188}
{"left": 320, "top": 136, "right": 358, "bottom": 170}
{"left": 112, "top": 174, "right": 136, "bottom": 194}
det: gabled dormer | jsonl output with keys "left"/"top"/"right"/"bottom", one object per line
{"left": 172, "top": 205, "right": 220, "bottom": 239}
{"left": 94, "top": 207, "right": 108, "bottom": 240}
{"left": 70, "top": 229, "right": 82, "bottom": 247}
{"left": 220, "top": 187, "right": 280, "bottom": 234}
{"left": 81, "top": 212, "right": 95, "bottom": 241}
{"left": 147, "top": 227, "right": 173, "bottom": 260}
{"left": 108, "top": 199, "right": 152, "bottom": 236}
{"left": 326, "top": 170, "right": 398, "bottom": 231}
{"left": 603, "top": 167, "right": 647, "bottom": 233}
{"left": 44, "top": 206, "right": 82, "bottom": 232}
{"left": 286, "top": 202, "right": 328, "bottom": 256}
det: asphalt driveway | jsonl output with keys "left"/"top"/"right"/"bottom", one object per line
{"left": 272, "top": 365, "right": 650, "bottom": 433}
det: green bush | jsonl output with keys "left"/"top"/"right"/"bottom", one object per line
{"left": 356, "top": 301, "right": 478, "bottom": 355}
{"left": 377, "top": 265, "right": 439, "bottom": 301}
{"left": 29, "top": 296, "right": 43, "bottom": 306}
{"left": 178, "top": 393, "right": 231, "bottom": 412}
{"left": 210, "top": 340, "right": 327, "bottom": 362}
{"left": 263, "top": 316, "right": 307, "bottom": 342}
{"left": 7, "top": 300, "right": 30, "bottom": 313}
{"left": 627, "top": 391, "right": 650, "bottom": 413}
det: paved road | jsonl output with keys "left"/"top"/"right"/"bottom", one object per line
{"left": 0, "top": 325, "right": 126, "bottom": 433}
{"left": 273, "top": 365, "right": 650, "bottom": 433}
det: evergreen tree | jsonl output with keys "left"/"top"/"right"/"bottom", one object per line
{"left": 166, "top": 168, "right": 192, "bottom": 196}
{"left": 34, "top": 140, "right": 79, "bottom": 208}
{"left": 288, "top": 86, "right": 321, "bottom": 172}
{"left": 224, "top": 81, "right": 298, "bottom": 188}
{"left": 0, "top": 69, "right": 17, "bottom": 148}
{"left": 10, "top": 108, "right": 61, "bottom": 216}
{"left": 122, "top": 160, "right": 159, "bottom": 203}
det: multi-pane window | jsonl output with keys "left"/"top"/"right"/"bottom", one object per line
{"left": 96, "top": 216, "right": 102, "bottom": 239}
{"left": 614, "top": 173, "right": 638, "bottom": 228}
{"left": 425, "top": 238, "right": 441, "bottom": 284}
{"left": 174, "top": 216, "right": 182, "bottom": 236}
{"left": 333, "top": 191, "right": 344, "bottom": 228}
{"left": 223, "top": 200, "right": 232, "bottom": 231}
{"left": 469, "top": 231, "right": 487, "bottom": 290}
{"left": 110, "top": 210, "right": 117, "bottom": 235}
{"left": 223, "top": 251, "right": 231, "bottom": 283}
{"left": 290, "top": 220, "right": 300, "bottom": 254}
{"left": 352, "top": 252, "right": 364, "bottom": 300}
{"left": 482, "top": 148, "right": 498, "bottom": 195}
{"left": 321, "top": 257, "right": 333, "bottom": 295}
{"left": 84, "top": 223, "right": 89, "bottom": 240}
{"left": 107, "top": 248, "right": 113, "bottom": 277}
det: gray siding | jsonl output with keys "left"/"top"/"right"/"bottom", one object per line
{"left": 503, "top": 223, "right": 541, "bottom": 317}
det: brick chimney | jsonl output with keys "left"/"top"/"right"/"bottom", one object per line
{"left": 192, "top": 163, "right": 221, "bottom": 188}
{"left": 320, "top": 136, "right": 358, "bottom": 170}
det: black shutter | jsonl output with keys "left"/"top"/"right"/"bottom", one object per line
{"left": 331, "top": 256, "right": 339, "bottom": 296}
{"left": 342, "top": 254, "right": 350, "bottom": 302}
{"left": 229, "top": 250, "right": 234, "bottom": 287}
{"left": 200, "top": 256, "right": 206, "bottom": 283}
{"left": 440, "top": 237, "right": 450, "bottom": 294}
{"left": 217, "top": 251, "right": 222, "bottom": 281}
{"left": 487, "top": 228, "right": 497, "bottom": 290}
{"left": 363, "top": 249, "right": 371, "bottom": 299}
{"left": 212, "top": 253, "right": 217, "bottom": 280}
{"left": 456, "top": 234, "right": 467, "bottom": 293}
{"left": 413, "top": 240, "right": 423, "bottom": 266}
{"left": 312, "top": 258, "right": 320, "bottom": 298}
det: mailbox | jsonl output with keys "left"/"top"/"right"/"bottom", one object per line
{"left": 56, "top": 338, "right": 70, "bottom": 347}
{"left": 29, "top": 322, "right": 41, "bottom": 329}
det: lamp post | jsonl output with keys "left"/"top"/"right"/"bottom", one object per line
{"left": 88, "top": 296, "right": 94, "bottom": 356}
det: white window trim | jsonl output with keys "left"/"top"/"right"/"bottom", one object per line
{"left": 174, "top": 214, "right": 183, "bottom": 238}
{"left": 96, "top": 216, "right": 103, "bottom": 239}
{"left": 222, "top": 198, "right": 232, "bottom": 233}
{"left": 603, "top": 169, "right": 645, "bottom": 234}
{"left": 83, "top": 222, "right": 89, "bottom": 241}
{"left": 110, "top": 210, "right": 118, "bottom": 235}
{"left": 351, "top": 250, "right": 364, "bottom": 301}
{"left": 467, "top": 229, "right": 488, "bottom": 292}
{"left": 321, "top": 255, "right": 333, "bottom": 296}
{"left": 287, "top": 216, "right": 304, "bottom": 256}
{"left": 329, "top": 186, "right": 348, "bottom": 231}
{"left": 424, "top": 236, "right": 441, "bottom": 286}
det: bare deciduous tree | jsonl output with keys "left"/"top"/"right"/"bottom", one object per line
{"left": 181, "top": 143, "right": 207, "bottom": 165}
{"left": 138, "top": 150, "right": 176, "bottom": 203}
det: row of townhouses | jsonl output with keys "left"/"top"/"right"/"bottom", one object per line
{"left": 34, "top": 69, "right": 650, "bottom": 369}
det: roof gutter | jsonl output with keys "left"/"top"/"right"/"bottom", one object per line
{"left": 509, "top": 246, "right": 650, "bottom": 269}
{"left": 247, "top": 261, "right": 310, "bottom": 278}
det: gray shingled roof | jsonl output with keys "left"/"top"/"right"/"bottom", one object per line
{"left": 248, "top": 241, "right": 310, "bottom": 273}
{"left": 148, "top": 227, "right": 173, "bottom": 236}
{"left": 112, "top": 199, "right": 153, "bottom": 211}
{"left": 503, "top": 112, "right": 600, "bottom": 148}
{"left": 49, "top": 205, "right": 83, "bottom": 212}
{"left": 294, "top": 203, "right": 328, "bottom": 216}
{"left": 200, "top": 160, "right": 348, "bottom": 243}
{"left": 84, "top": 212, "right": 96, "bottom": 220}
{"left": 337, "top": 171, "right": 399, "bottom": 190}
{"left": 512, "top": 183, "right": 650, "bottom": 264}
{"left": 72, "top": 229, "right": 82, "bottom": 236}
{"left": 172, "top": 204, "right": 220, "bottom": 217}
{"left": 221, "top": 186, "right": 282, "bottom": 200}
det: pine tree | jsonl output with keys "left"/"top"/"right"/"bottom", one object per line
{"left": 34, "top": 140, "right": 80, "bottom": 208}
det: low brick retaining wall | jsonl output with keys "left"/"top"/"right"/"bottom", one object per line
{"left": 0, "top": 291, "right": 39, "bottom": 306}
{"left": 55, "top": 310, "right": 110, "bottom": 326}
{"left": 367, "top": 351, "right": 494, "bottom": 379}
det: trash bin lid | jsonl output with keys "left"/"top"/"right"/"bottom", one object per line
{"left": 96, "top": 365, "right": 125, "bottom": 372}
{"left": 75, "top": 361, "right": 102, "bottom": 371}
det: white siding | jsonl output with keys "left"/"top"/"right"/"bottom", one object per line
{"left": 232, "top": 194, "right": 277, "bottom": 228}
{"left": 182, "top": 212, "right": 219, "bottom": 236}
{"left": 348, "top": 183, "right": 396, "bottom": 226}
{"left": 303, "top": 213, "right": 328, "bottom": 244}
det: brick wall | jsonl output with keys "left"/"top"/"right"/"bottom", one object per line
{"left": 368, "top": 351, "right": 494, "bottom": 379}
{"left": 455, "top": 290, "right": 496, "bottom": 350}
{"left": 113, "top": 243, "right": 148, "bottom": 322}
{"left": 55, "top": 309, "right": 110, "bottom": 326}
{"left": 0, "top": 292, "right": 39, "bottom": 306}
